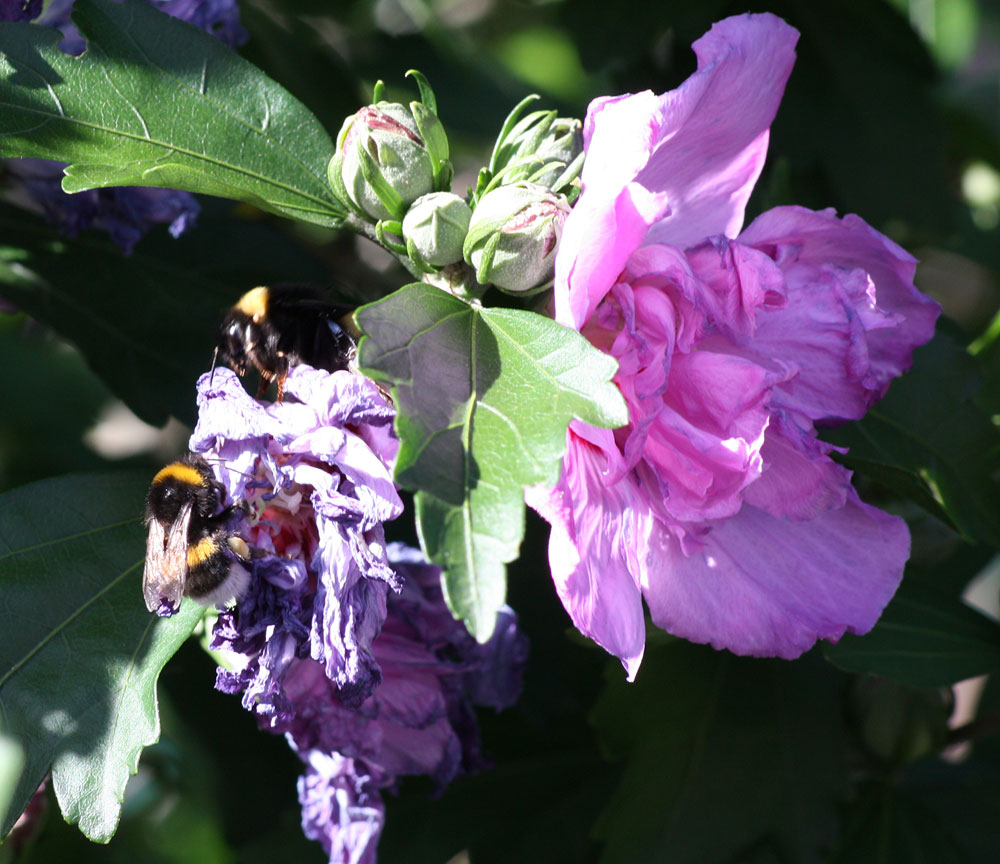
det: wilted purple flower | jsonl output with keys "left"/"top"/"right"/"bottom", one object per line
{"left": 194, "top": 365, "right": 401, "bottom": 703}
{"left": 1, "top": 0, "right": 248, "bottom": 251}
{"left": 297, "top": 751, "right": 384, "bottom": 864}
{"left": 5, "top": 159, "right": 200, "bottom": 254}
{"left": 0, "top": 0, "right": 41, "bottom": 22}
{"left": 37, "top": 0, "right": 247, "bottom": 54}
{"left": 195, "top": 366, "right": 527, "bottom": 863}
{"left": 527, "top": 13, "right": 940, "bottom": 679}
{"left": 150, "top": 0, "right": 248, "bottom": 47}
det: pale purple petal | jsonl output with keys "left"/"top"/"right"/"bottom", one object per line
{"left": 683, "top": 236, "right": 787, "bottom": 337}
{"left": 526, "top": 430, "right": 646, "bottom": 680}
{"left": 739, "top": 206, "right": 941, "bottom": 417}
{"left": 554, "top": 14, "right": 799, "bottom": 331}
{"left": 554, "top": 92, "right": 670, "bottom": 329}
{"left": 741, "top": 412, "right": 851, "bottom": 520}
{"left": 640, "top": 491, "right": 909, "bottom": 658}
{"left": 641, "top": 15, "right": 798, "bottom": 249}
{"left": 297, "top": 752, "right": 384, "bottom": 864}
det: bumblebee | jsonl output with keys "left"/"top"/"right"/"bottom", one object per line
{"left": 143, "top": 453, "right": 250, "bottom": 614}
{"left": 213, "top": 284, "right": 357, "bottom": 402}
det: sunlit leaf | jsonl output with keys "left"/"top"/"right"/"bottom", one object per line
{"left": 0, "top": 472, "right": 203, "bottom": 841}
{"left": 357, "top": 282, "right": 626, "bottom": 640}
{"left": 0, "top": 0, "right": 343, "bottom": 226}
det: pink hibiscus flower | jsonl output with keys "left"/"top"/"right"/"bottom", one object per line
{"left": 527, "top": 13, "right": 940, "bottom": 679}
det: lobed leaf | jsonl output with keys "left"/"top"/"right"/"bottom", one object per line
{"left": 356, "top": 282, "right": 626, "bottom": 640}
{"left": 0, "top": 472, "right": 203, "bottom": 842}
{"left": 0, "top": 0, "right": 343, "bottom": 226}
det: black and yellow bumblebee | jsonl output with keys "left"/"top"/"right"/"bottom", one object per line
{"left": 143, "top": 453, "right": 250, "bottom": 614}
{"left": 213, "top": 284, "right": 357, "bottom": 402}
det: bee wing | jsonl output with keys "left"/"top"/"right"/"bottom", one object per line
{"left": 143, "top": 502, "right": 192, "bottom": 613}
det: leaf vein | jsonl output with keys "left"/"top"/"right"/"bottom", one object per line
{"left": 0, "top": 560, "right": 142, "bottom": 690}
{"left": 0, "top": 517, "right": 139, "bottom": 562}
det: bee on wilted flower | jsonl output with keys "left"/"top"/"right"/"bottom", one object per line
{"left": 143, "top": 453, "right": 250, "bottom": 615}
{"left": 212, "top": 284, "right": 357, "bottom": 402}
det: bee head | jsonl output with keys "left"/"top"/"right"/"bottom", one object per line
{"left": 215, "top": 313, "right": 254, "bottom": 377}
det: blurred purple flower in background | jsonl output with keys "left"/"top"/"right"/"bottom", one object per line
{"left": 193, "top": 367, "right": 528, "bottom": 862}
{"left": 527, "top": 13, "right": 940, "bottom": 679}
{"left": 0, "top": 0, "right": 41, "bottom": 22}
{"left": 0, "top": 0, "right": 248, "bottom": 252}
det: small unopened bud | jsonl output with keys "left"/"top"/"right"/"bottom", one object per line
{"left": 402, "top": 192, "right": 472, "bottom": 268}
{"left": 487, "top": 98, "right": 584, "bottom": 193}
{"left": 463, "top": 183, "right": 571, "bottom": 295}
{"left": 526, "top": 116, "right": 583, "bottom": 189}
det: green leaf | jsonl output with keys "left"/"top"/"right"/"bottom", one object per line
{"left": 823, "top": 574, "right": 1000, "bottom": 688}
{"left": 830, "top": 782, "right": 972, "bottom": 864}
{"left": 356, "top": 282, "right": 626, "bottom": 640}
{"left": 0, "top": 472, "right": 203, "bottom": 842}
{"left": 591, "top": 644, "right": 847, "bottom": 864}
{"left": 0, "top": 200, "right": 329, "bottom": 427}
{"left": 0, "top": 0, "right": 343, "bottom": 226}
{"left": 824, "top": 330, "right": 1000, "bottom": 546}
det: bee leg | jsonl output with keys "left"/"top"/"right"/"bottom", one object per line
{"left": 274, "top": 354, "right": 290, "bottom": 405}
{"left": 255, "top": 369, "right": 273, "bottom": 399}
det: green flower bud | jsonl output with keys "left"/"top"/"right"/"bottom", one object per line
{"left": 486, "top": 97, "right": 584, "bottom": 194}
{"left": 332, "top": 97, "right": 450, "bottom": 222}
{"left": 526, "top": 116, "right": 583, "bottom": 188}
{"left": 402, "top": 192, "right": 472, "bottom": 268}
{"left": 463, "top": 183, "right": 571, "bottom": 295}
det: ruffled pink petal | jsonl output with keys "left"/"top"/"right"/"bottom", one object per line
{"left": 742, "top": 413, "right": 852, "bottom": 519}
{"left": 640, "top": 491, "right": 909, "bottom": 658}
{"left": 525, "top": 429, "right": 646, "bottom": 679}
{"left": 685, "top": 236, "right": 787, "bottom": 336}
{"left": 641, "top": 14, "right": 799, "bottom": 250}
{"left": 554, "top": 14, "right": 799, "bottom": 331}
{"left": 636, "top": 348, "right": 772, "bottom": 522}
{"left": 555, "top": 89, "right": 670, "bottom": 329}
{"left": 739, "top": 206, "right": 940, "bottom": 416}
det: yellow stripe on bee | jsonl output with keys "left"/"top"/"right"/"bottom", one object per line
{"left": 235, "top": 286, "right": 270, "bottom": 322}
{"left": 187, "top": 536, "right": 218, "bottom": 567}
{"left": 153, "top": 462, "right": 206, "bottom": 488}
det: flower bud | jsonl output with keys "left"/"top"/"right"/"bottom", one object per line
{"left": 847, "top": 676, "right": 951, "bottom": 766}
{"left": 487, "top": 98, "right": 584, "bottom": 193}
{"left": 402, "top": 192, "right": 472, "bottom": 268}
{"left": 331, "top": 99, "right": 449, "bottom": 222}
{"left": 463, "top": 183, "right": 571, "bottom": 294}
{"left": 524, "top": 116, "right": 583, "bottom": 189}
